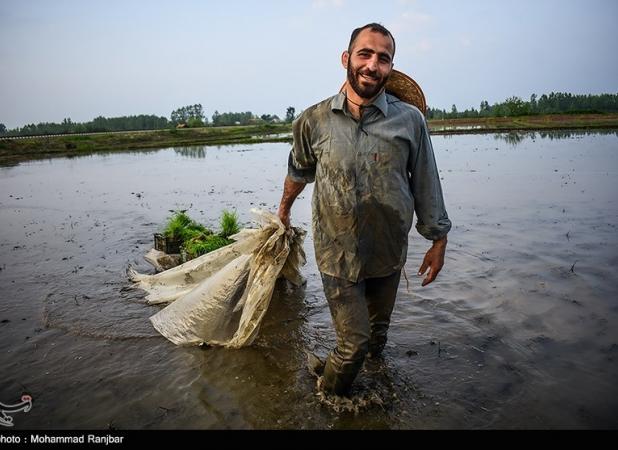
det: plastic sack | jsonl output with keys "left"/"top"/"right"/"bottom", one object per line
{"left": 128, "top": 209, "right": 306, "bottom": 348}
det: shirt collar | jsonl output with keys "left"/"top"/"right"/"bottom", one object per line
{"left": 331, "top": 90, "right": 389, "bottom": 117}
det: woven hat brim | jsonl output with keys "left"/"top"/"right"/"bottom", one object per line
{"left": 385, "top": 69, "right": 427, "bottom": 113}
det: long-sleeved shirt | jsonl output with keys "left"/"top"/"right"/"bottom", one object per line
{"left": 288, "top": 90, "right": 451, "bottom": 282}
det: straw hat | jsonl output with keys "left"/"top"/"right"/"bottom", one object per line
{"left": 340, "top": 69, "right": 427, "bottom": 113}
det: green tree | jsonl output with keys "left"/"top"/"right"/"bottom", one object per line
{"left": 285, "top": 106, "right": 296, "bottom": 123}
{"left": 502, "top": 96, "right": 529, "bottom": 116}
{"left": 426, "top": 107, "right": 447, "bottom": 120}
{"left": 211, "top": 111, "right": 254, "bottom": 126}
{"left": 479, "top": 100, "right": 490, "bottom": 117}
{"left": 0, "top": 123, "right": 6, "bottom": 135}
{"left": 529, "top": 94, "right": 538, "bottom": 113}
{"left": 187, "top": 117, "right": 205, "bottom": 128}
{"left": 171, "top": 104, "right": 205, "bottom": 126}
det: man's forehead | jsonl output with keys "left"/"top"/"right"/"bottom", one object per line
{"left": 351, "top": 29, "right": 394, "bottom": 55}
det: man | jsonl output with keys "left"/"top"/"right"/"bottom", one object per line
{"left": 277, "top": 23, "right": 451, "bottom": 396}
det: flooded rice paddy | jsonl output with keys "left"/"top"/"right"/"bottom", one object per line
{"left": 0, "top": 130, "right": 617, "bottom": 429}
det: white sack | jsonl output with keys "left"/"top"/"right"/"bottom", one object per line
{"left": 129, "top": 209, "right": 306, "bottom": 348}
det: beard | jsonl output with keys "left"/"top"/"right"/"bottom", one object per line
{"left": 347, "top": 63, "right": 389, "bottom": 99}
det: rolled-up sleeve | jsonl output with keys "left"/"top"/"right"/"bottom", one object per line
{"left": 287, "top": 113, "right": 316, "bottom": 184}
{"left": 409, "top": 118, "right": 452, "bottom": 240}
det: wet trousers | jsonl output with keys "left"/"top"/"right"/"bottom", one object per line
{"left": 320, "top": 270, "right": 402, "bottom": 396}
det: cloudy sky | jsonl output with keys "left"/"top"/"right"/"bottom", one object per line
{"left": 1, "top": 0, "right": 617, "bottom": 128}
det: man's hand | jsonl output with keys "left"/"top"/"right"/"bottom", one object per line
{"left": 418, "top": 236, "right": 447, "bottom": 287}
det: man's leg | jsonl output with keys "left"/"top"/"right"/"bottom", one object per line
{"left": 320, "top": 273, "right": 370, "bottom": 396}
{"left": 365, "top": 270, "right": 401, "bottom": 358}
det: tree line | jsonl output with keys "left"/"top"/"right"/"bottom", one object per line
{"left": 210, "top": 107, "right": 295, "bottom": 126}
{"left": 1, "top": 105, "right": 297, "bottom": 137}
{"left": 0, "top": 115, "right": 169, "bottom": 137}
{"left": 427, "top": 92, "right": 618, "bottom": 120}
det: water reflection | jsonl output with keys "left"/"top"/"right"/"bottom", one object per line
{"left": 494, "top": 131, "right": 528, "bottom": 146}
{"left": 0, "top": 148, "right": 163, "bottom": 168}
{"left": 493, "top": 129, "right": 618, "bottom": 147}
{"left": 251, "top": 132, "right": 293, "bottom": 140}
{"left": 174, "top": 146, "right": 207, "bottom": 158}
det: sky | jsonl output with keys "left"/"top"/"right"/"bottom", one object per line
{"left": 1, "top": 0, "right": 617, "bottom": 128}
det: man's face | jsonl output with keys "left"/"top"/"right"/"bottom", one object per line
{"left": 343, "top": 29, "right": 394, "bottom": 99}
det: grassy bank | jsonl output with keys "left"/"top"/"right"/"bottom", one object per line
{"left": 429, "top": 113, "right": 618, "bottom": 134}
{"left": 2, "top": 114, "right": 618, "bottom": 166}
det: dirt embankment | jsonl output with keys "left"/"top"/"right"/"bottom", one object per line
{"left": 0, "top": 124, "right": 292, "bottom": 166}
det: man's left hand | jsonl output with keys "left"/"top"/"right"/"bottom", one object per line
{"left": 418, "top": 236, "right": 447, "bottom": 287}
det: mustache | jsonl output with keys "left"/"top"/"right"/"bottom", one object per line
{"left": 358, "top": 69, "right": 379, "bottom": 79}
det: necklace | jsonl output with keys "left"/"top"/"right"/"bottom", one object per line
{"left": 345, "top": 90, "right": 369, "bottom": 109}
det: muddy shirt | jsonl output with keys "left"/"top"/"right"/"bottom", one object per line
{"left": 288, "top": 91, "right": 451, "bottom": 282}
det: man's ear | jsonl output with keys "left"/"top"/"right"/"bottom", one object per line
{"left": 341, "top": 51, "right": 349, "bottom": 69}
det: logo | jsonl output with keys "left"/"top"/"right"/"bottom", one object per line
{"left": 0, "top": 395, "right": 33, "bottom": 427}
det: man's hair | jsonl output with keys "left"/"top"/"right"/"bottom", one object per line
{"left": 348, "top": 23, "right": 396, "bottom": 56}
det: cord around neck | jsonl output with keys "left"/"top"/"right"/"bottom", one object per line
{"left": 345, "top": 90, "right": 369, "bottom": 108}
{"left": 344, "top": 87, "right": 386, "bottom": 110}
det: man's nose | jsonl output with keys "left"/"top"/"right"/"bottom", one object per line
{"left": 366, "top": 56, "right": 378, "bottom": 72}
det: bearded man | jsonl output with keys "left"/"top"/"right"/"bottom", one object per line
{"left": 277, "top": 23, "right": 451, "bottom": 396}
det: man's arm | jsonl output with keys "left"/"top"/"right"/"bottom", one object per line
{"left": 409, "top": 116, "right": 452, "bottom": 287}
{"left": 277, "top": 175, "right": 306, "bottom": 228}
{"left": 279, "top": 110, "right": 315, "bottom": 227}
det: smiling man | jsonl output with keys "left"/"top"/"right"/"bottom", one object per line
{"left": 277, "top": 23, "right": 451, "bottom": 396}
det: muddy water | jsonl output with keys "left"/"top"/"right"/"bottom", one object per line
{"left": 1, "top": 131, "right": 617, "bottom": 429}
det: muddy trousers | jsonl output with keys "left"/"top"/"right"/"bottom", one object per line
{"left": 320, "top": 270, "right": 402, "bottom": 396}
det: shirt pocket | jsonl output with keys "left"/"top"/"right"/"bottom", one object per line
{"left": 363, "top": 142, "right": 394, "bottom": 188}
{"left": 365, "top": 141, "right": 412, "bottom": 206}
